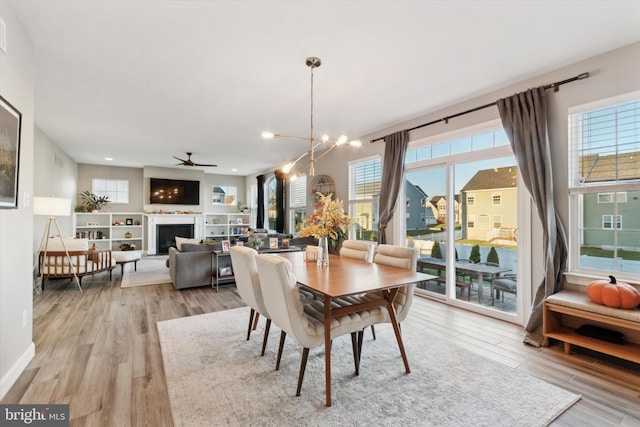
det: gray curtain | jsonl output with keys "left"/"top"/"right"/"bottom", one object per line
{"left": 256, "top": 174, "right": 265, "bottom": 229}
{"left": 497, "top": 87, "right": 568, "bottom": 347}
{"left": 378, "top": 130, "right": 410, "bottom": 244}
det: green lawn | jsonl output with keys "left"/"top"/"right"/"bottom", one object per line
{"left": 581, "top": 247, "right": 640, "bottom": 261}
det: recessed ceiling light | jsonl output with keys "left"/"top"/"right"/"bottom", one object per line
{"left": 104, "top": 157, "right": 113, "bottom": 161}
{"left": 231, "top": 168, "right": 238, "bottom": 172}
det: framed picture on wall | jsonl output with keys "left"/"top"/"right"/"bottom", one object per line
{"left": 0, "top": 95, "right": 22, "bottom": 209}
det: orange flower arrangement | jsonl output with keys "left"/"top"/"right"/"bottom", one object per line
{"left": 299, "top": 193, "right": 352, "bottom": 241}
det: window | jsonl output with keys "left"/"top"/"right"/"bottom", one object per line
{"left": 212, "top": 185, "right": 237, "bottom": 205}
{"left": 349, "top": 157, "right": 381, "bottom": 241}
{"left": 289, "top": 174, "right": 307, "bottom": 233}
{"left": 493, "top": 215, "right": 502, "bottom": 229}
{"left": 568, "top": 92, "right": 640, "bottom": 278}
{"left": 492, "top": 193, "right": 502, "bottom": 205}
{"left": 266, "top": 177, "right": 277, "bottom": 231}
{"left": 93, "top": 178, "right": 128, "bottom": 204}
{"left": 597, "top": 192, "right": 627, "bottom": 203}
{"left": 602, "top": 215, "right": 622, "bottom": 229}
{"left": 467, "top": 214, "right": 475, "bottom": 228}
{"left": 467, "top": 193, "right": 475, "bottom": 206}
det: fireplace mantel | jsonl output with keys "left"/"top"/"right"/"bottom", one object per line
{"left": 145, "top": 214, "right": 204, "bottom": 255}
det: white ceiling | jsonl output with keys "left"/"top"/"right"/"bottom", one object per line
{"left": 7, "top": 0, "right": 640, "bottom": 176}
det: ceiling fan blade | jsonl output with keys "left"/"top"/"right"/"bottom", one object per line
{"left": 173, "top": 156, "right": 187, "bottom": 163}
{"left": 193, "top": 163, "right": 217, "bottom": 167}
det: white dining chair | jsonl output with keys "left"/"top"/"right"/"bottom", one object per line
{"left": 229, "top": 246, "right": 272, "bottom": 356}
{"left": 339, "top": 240, "right": 377, "bottom": 338}
{"left": 339, "top": 240, "right": 376, "bottom": 262}
{"left": 255, "top": 253, "right": 364, "bottom": 396}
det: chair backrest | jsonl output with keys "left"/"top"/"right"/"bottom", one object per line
{"left": 340, "top": 240, "right": 375, "bottom": 262}
{"left": 230, "top": 246, "right": 268, "bottom": 316}
{"left": 373, "top": 244, "right": 419, "bottom": 322}
{"left": 374, "top": 244, "right": 418, "bottom": 272}
{"left": 255, "top": 254, "right": 322, "bottom": 349}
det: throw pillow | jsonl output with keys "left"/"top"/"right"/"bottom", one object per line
{"left": 175, "top": 236, "right": 200, "bottom": 251}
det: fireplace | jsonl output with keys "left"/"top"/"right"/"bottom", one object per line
{"left": 145, "top": 214, "right": 204, "bottom": 255}
{"left": 156, "top": 224, "right": 194, "bottom": 254}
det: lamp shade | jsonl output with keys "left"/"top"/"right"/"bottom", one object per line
{"left": 33, "top": 197, "right": 72, "bottom": 217}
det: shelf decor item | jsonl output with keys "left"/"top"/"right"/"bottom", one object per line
{"left": 80, "top": 190, "right": 110, "bottom": 212}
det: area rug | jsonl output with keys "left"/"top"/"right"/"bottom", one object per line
{"left": 157, "top": 308, "right": 580, "bottom": 427}
{"left": 120, "top": 256, "right": 171, "bottom": 288}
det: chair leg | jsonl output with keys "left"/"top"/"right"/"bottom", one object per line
{"left": 357, "top": 330, "right": 364, "bottom": 371}
{"left": 370, "top": 325, "right": 376, "bottom": 340}
{"left": 276, "top": 330, "right": 286, "bottom": 370}
{"left": 246, "top": 309, "right": 255, "bottom": 341}
{"left": 260, "top": 318, "right": 271, "bottom": 356}
{"left": 296, "top": 347, "right": 310, "bottom": 396}
{"left": 351, "top": 332, "right": 360, "bottom": 376}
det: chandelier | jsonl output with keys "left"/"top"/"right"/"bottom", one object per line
{"left": 261, "top": 57, "right": 361, "bottom": 177}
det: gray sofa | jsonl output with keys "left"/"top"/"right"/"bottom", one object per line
{"left": 168, "top": 243, "right": 230, "bottom": 290}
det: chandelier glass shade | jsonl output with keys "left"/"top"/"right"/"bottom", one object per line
{"left": 261, "top": 57, "right": 361, "bottom": 177}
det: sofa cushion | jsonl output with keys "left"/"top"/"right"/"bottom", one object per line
{"left": 175, "top": 236, "right": 200, "bottom": 251}
{"left": 182, "top": 243, "right": 220, "bottom": 252}
{"left": 46, "top": 237, "right": 89, "bottom": 252}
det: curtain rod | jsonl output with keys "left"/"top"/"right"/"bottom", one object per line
{"left": 370, "top": 72, "right": 590, "bottom": 143}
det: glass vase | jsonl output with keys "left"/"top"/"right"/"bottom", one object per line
{"left": 317, "top": 237, "right": 329, "bottom": 267}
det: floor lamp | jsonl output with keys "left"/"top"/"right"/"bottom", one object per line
{"left": 33, "top": 196, "right": 82, "bottom": 293}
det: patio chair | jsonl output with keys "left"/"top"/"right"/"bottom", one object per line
{"left": 491, "top": 273, "right": 517, "bottom": 305}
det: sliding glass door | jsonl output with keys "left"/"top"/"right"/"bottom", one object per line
{"left": 404, "top": 125, "right": 520, "bottom": 318}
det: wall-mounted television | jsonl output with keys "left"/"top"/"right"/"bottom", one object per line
{"left": 150, "top": 178, "right": 200, "bottom": 205}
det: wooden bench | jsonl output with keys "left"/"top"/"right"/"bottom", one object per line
{"left": 543, "top": 290, "right": 640, "bottom": 364}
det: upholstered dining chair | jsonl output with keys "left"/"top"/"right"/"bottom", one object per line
{"left": 339, "top": 240, "right": 377, "bottom": 338}
{"left": 349, "top": 244, "right": 419, "bottom": 366}
{"left": 255, "top": 253, "right": 363, "bottom": 396}
{"left": 229, "top": 246, "right": 272, "bottom": 356}
{"left": 339, "top": 240, "right": 376, "bottom": 262}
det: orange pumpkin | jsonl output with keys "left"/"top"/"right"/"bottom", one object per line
{"left": 587, "top": 275, "right": 640, "bottom": 309}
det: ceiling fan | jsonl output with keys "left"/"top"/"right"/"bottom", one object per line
{"left": 173, "top": 152, "right": 217, "bottom": 167}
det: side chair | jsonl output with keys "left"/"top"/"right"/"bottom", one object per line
{"left": 255, "top": 254, "right": 364, "bottom": 396}
{"left": 355, "top": 244, "right": 418, "bottom": 364}
{"left": 339, "top": 240, "right": 377, "bottom": 338}
{"left": 229, "top": 246, "right": 272, "bottom": 356}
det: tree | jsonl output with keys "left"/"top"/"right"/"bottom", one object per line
{"left": 469, "top": 244, "right": 481, "bottom": 263}
{"left": 487, "top": 246, "right": 500, "bottom": 264}
{"left": 431, "top": 241, "right": 442, "bottom": 259}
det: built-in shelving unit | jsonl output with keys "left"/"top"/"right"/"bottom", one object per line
{"left": 205, "top": 213, "right": 250, "bottom": 240}
{"left": 74, "top": 212, "right": 144, "bottom": 252}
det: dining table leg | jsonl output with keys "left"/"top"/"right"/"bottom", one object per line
{"left": 476, "top": 272, "right": 483, "bottom": 304}
{"left": 323, "top": 294, "right": 332, "bottom": 407}
{"left": 384, "top": 288, "right": 411, "bottom": 373}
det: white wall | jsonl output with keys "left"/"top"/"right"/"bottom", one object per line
{"left": 33, "top": 126, "right": 78, "bottom": 241}
{"left": 78, "top": 163, "right": 144, "bottom": 212}
{"left": 0, "top": 1, "right": 36, "bottom": 399}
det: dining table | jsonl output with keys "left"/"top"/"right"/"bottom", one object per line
{"left": 276, "top": 252, "right": 436, "bottom": 407}
{"left": 416, "top": 256, "right": 511, "bottom": 303}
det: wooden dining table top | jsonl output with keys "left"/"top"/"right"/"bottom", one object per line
{"left": 276, "top": 252, "right": 436, "bottom": 297}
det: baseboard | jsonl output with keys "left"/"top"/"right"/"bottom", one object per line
{"left": 0, "top": 342, "right": 35, "bottom": 400}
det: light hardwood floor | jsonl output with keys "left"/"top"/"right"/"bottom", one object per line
{"left": 2, "top": 273, "right": 639, "bottom": 426}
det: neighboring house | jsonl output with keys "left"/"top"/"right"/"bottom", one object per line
{"left": 406, "top": 181, "right": 436, "bottom": 229}
{"left": 460, "top": 166, "right": 518, "bottom": 243}
{"left": 580, "top": 151, "right": 640, "bottom": 250}
{"left": 429, "top": 194, "right": 461, "bottom": 225}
